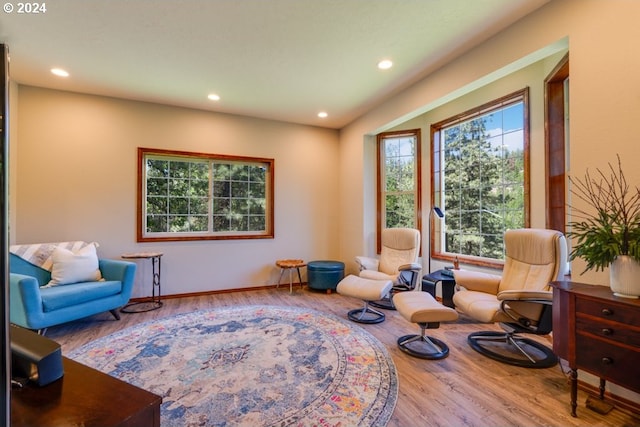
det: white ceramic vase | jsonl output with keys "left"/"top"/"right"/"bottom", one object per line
{"left": 609, "top": 255, "right": 640, "bottom": 299}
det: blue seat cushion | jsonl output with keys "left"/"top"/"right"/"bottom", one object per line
{"left": 41, "top": 281, "right": 122, "bottom": 312}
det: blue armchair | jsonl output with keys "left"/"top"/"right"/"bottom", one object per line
{"left": 9, "top": 253, "right": 136, "bottom": 333}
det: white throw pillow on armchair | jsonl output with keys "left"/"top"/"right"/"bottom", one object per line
{"left": 47, "top": 243, "right": 102, "bottom": 286}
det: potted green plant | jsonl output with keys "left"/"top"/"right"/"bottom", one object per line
{"left": 568, "top": 154, "right": 640, "bottom": 298}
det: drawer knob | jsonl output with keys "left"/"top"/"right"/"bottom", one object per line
{"left": 602, "top": 328, "right": 613, "bottom": 336}
{"left": 601, "top": 357, "right": 613, "bottom": 365}
{"left": 601, "top": 308, "right": 613, "bottom": 316}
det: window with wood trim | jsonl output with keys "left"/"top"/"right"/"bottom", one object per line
{"left": 377, "top": 129, "right": 422, "bottom": 252}
{"left": 431, "top": 88, "right": 530, "bottom": 266}
{"left": 138, "top": 148, "right": 274, "bottom": 242}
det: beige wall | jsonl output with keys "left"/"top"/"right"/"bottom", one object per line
{"left": 9, "top": 0, "right": 640, "bottom": 403}
{"left": 384, "top": 53, "right": 567, "bottom": 274}
{"left": 13, "top": 86, "right": 340, "bottom": 296}
{"left": 336, "top": 0, "right": 640, "bottom": 402}
{"left": 11, "top": 0, "right": 639, "bottom": 293}
{"left": 13, "top": 0, "right": 640, "bottom": 290}
{"left": 338, "top": 0, "right": 640, "bottom": 285}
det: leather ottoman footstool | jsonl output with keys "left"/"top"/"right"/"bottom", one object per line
{"left": 307, "top": 260, "right": 345, "bottom": 293}
{"left": 336, "top": 274, "right": 392, "bottom": 324}
{"left": 393, "top": 291, "right": 458, "bottom": 359}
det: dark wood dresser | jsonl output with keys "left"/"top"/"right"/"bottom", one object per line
{"left": 11, "top": 357, "right": 162, "bottom": 427}
{"left": 551, "top": 281, "right": 640, "bottom": 417}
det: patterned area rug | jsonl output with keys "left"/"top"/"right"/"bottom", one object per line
{"left": 69, "top": 305, "right": 398, "bottom": 427}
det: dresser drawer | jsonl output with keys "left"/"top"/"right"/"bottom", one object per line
{"left": 576, "top": 335, "right": 640, "bottom": 393}
{"left": 576, "top": 316, "right": 640, "bottom": 347}
{"left": 576, "top": 296, "right": 637, "bottom": 323}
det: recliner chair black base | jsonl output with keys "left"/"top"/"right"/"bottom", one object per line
{"left": 369, "top": 295, "right": 395, "bottom": 310}
{"left": 467, "top": 331, "right": 557, "bottom": 369}
{"left": 347, "top": 302, "right": 387, "bottom": 324}
{"left": 366, "top": 269, "right": 420, "bottom": 311}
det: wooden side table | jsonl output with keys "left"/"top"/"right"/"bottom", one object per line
{"left": 276, "top": 259, "right": 306, "bottom": 293}
{"left": 551, "top": 281, "right": 640, "bottom": 417}
{"left": 121, "top": 252, "right": 163, "bottom": 313}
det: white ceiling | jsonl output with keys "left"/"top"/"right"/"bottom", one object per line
{"left": 1, "top": 0, "right": 550, "bottom": 129}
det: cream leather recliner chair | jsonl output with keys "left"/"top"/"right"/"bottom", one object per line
{"left": 356, "top": 227, "right": 422, "bottom": 310}
{"left": 452, "top": 228, "right": 567, "bottom": 368}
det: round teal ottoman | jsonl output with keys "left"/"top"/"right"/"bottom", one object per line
{"left": 307, "top": 260, "right": 345, "bottom": 293}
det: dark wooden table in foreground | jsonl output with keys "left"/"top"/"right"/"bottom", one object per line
{"left": 551, "top": 281, "right": 640, "bottom": 417}
{"left": 11, "top": 356, "right": 162, "bottom": 427}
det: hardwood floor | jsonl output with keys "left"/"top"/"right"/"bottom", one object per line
{"left": 46, "top": 287, "right": 640, "bottom": 427}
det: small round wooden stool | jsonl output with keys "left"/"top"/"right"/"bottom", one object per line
{"left": 275, "top": 259, "right": 306, "bottom": 293}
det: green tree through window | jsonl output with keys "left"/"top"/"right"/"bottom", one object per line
{"left": 146, "top": 158, "right": 209, "bottom": 233}
{"left": 138, "top": 148, "right": 274, "bottom": 242}
{"left": 211, "top": 163, "right": 267, "bottom": 233}
{"left": 376, "top": 129, "right": 421, "bottom": 253}
{"left": 432, "top": 89, "right": 529, "bottom": 264}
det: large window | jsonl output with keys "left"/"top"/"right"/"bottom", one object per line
{"left": 431, "top": 89, "right": 529, "bottom": 266}
{"left": 377, "top": 129, "right": 421, "bottom": 252}
{"left": 138, "top": 148, "right": 274, "bottom": 242}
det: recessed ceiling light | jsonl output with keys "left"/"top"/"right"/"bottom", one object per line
{"left": 51, "top": 68, "right": 69, "bottom": 77}
{"left": 207, "top": 93, "right": 220, "bottom": 101}
{"left": 318, "top": 111, "right": 328, "bottom": 118}
{"left": 377, "top": 60, "right": 393, "bottom": 70}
